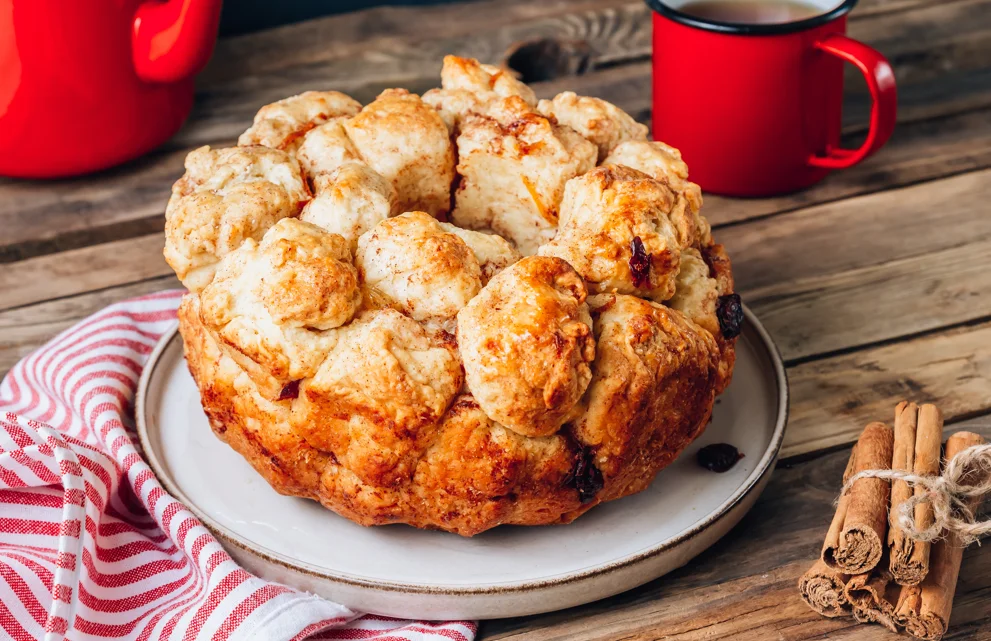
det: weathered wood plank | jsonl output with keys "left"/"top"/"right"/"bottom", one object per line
{"left": 784, "top": 320, "right": 991, "bottom": 458}
{"left": 0, "top": 233, "right": 168, "bottom": 312}
{"left": 0, "top": 151, "right": 178, "bottom": 263}
{"left": 720, "top": 169, "right": 991, "bottom": 292}
{"left": 0, "top": 276, "right": 180, "bottom": 374}
{"left": 201, "top": 0, "right": 933, "bottom": 86}
{"left": 0, "top": 0, "right": 983, "bottom": 263}
{"left": 480, "top": 423, "right": 991, "bottom": 640}
{"left": 747, "top": 237, "right": 991, "bottom": 362}
{"left": 202, "top": 0, "right": 637, "bottom": 85}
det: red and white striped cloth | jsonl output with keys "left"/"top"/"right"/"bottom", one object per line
{"left": 0, "top": 290, "right": 477, "bottom": 641}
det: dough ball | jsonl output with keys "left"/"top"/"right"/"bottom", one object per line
{"left": 450, "top": 96, "right": 597, "bottom": 255}
{"left": 238, "top": 91, "right": 362, "bottom": 152}
{"left": 356, "top": 211, "right": 482, "bottom": 322}
{"left": 539, "top": 164, "right": 688, "bottom": 301}
{"left": 300, "top": 161, "right": 398, "bottom": 252}
{"left": 164, "top": 145, "right": 309, "bottom": 292}
{"left": 344, "top": 88, "right": 455, "bottom": 217}
{"left": 457, "top": 256, "right": 595, "bottom": 437}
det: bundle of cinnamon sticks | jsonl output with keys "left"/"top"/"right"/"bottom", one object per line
{"left": 799, "top": 402, "right": 986, "bottom": 640}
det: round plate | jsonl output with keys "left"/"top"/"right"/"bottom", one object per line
{"left": 136, "top": 305, "right": 788, "bottom": 620}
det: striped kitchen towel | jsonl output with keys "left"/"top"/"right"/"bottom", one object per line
{"left": 0, "top": 290, "right": 477, "bottom": 641}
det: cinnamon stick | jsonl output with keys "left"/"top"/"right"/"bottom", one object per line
{"left": 895, "top": 431, "right": 987, "bottom": 641}
{"left": 798, "top": 560, "right": 850, "bottom": 618}
{"left": 822, "top": 422, "right": 895, "bottom": 575}
{"left": 846, "top": 567, "right": 901, "bottom": 632}
{"left": 889, "top": 403, "right": 943, "bottom": 585}
{"left": 895, "top": 586, "right": 932, "bottom": 639}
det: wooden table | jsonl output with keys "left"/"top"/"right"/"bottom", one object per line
{"left": 3, "top": 0, "right": 991, "bottom": 638}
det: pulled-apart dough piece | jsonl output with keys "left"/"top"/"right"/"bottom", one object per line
{"left": 576, "top": 293, "right": 719, "bottom": 498}
{"left": 238, "top": 91, "right": 361, "bottom": 153}
{"left": 357, "top": 212, "right": 483, "bottom": 322}
{"left": 438, "top": 223, "right": 522, "bottom": 284}
{"left": 537, "top": 91, "right": 648, "bottom": 162}
{"left": 410, "top": 395, "right": 578, "bottom": 536}
{"left": 539, "top": 165, "right": 687, "bottom": 302}
{"left": 295, "top": 118, "right": 364, "bottom": 179}
{"left": 457, "top": 256, "right": 595, "bottom": 437}
{"left": 423, "top": 55, "right": 537, "bottom": 131}
{"left": 197, "top": 218, "right": 360, "bottom": 399}
{"left": 238, "top": 91, "right": 362, "bottom": 152}
{"left": 441, "top": 55, "right": 537, "bottom": 105}
{"left": 300, "top": 162, "right": 398, "bottom": 252}
{"left": 604, "top": 140, "right": 708, "bottom": 244}
{"left": 344, "top": 89, "right": 455, "bottom": 217}
{"left": 451, "top": 96, "right": 597, "bottom": 255}
{"left": 422, "top": 88, "right": 491, "bottom": 132}
{"left": 164, "top": 145, "right": 310, "bottom": 292}
{"left": 668, "top": 248, "right": 720, "bottom": 337}
{"left": 292, "top": 308, "right": 463, "bottom": 486}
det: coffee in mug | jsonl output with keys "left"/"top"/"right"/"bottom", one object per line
{"left": 678, "top": 0, "right": 822, "bottom": 24}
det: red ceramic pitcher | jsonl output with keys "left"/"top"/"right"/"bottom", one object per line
{"left": 0, "top": 0, "right": 223, "bottom": 178}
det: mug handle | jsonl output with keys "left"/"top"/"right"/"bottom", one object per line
{"left": 132, "top": 0, "right": 223, "bottom": 84}
{"left": 808, "top": 34, "right": 897, "bottom": 170}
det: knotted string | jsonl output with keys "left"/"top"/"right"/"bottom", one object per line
{"left": 840, "top": 443, "right": 991, "bottom": 545}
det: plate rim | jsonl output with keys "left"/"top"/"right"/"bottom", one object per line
{"left": 136, "top": 304, "right": 789, "bottom": 596}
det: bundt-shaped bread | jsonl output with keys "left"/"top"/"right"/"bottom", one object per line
{"left": 165, "top": 55, "right": 741, "bottom": 536}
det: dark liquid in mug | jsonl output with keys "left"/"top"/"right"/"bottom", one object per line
{"left": 678, "top": 0, "right": 823, "bottom": 24}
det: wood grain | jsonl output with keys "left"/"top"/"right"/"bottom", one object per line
{"left": 0, "top": 276, "right": 180, "bottom": 374}
{"left": 201, "top": 0, "right": 638, "bottom": 85}
{"left": 480, "top": 424, "right": 991, "bottom": 640}
{"left": 747, "top": 237, "right": 991, "bottom": 362}
{"left": 784, "top": 320, "right": 991, "bottom": 458}
{"left": 202, "top": 0, "right": 932, "bottom": 86}
{"left": 720, "top": 169, "right": 991, "bottom": 292}
{"left": 0, "top": 233, "right": 168, "bottom": 312}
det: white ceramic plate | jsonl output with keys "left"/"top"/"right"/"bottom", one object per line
{"left": 137, "top": 306, "right": 787, "bottom": 620}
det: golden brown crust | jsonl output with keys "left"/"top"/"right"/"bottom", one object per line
{"left": 576, "top": 294, "right": 719, "bottom": 502}
{"left": 457, "top": 256, "right": 595, "bottom": 438}
{"left": 171, "top": 57, "right": 739, "bottom": 536}
{"left": 292, "top": 308, "right": 463, "bottom": 487}
{"left": 179, "top": 295, "right": 331, "bottom": 496}
{"left": 539, "top": 165, "right": 688, "bottom": 301}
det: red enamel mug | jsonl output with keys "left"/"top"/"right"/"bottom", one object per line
{"left": 0, "top": 0, "right": 223, "bottom": 178}
{"left": 647, "top": 0, "right": 897, "bottom": 196}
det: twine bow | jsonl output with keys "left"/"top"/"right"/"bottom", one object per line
{"left": 841, "top": 443, "right": 991, "bottom": 545}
